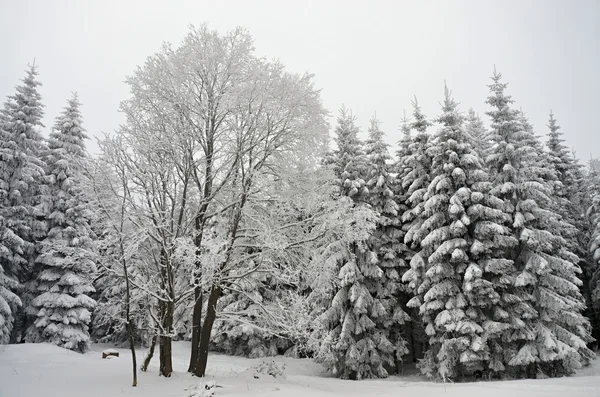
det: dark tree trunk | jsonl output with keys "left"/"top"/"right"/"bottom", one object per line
{"left": 189, "top": 120, "right": 215, "bottom": 372}
{"left": 122, "top": 248, "right": 137, "bottom": 387}
{"left": 158, "top": 246, "right": 175, "bottom": 378}
{"left": 158, "top": 299, "right": 174, "bottom": 377}
{"left": 141, "top": 334, "right": 157, "bottom": 372}
{"left": 193, "top": 284, "right": 221, "bottom": 377}
{"left": 188, "top": 284, "right": 203, "bottom": 372}
{"left": 159, "top": 334, "right": 173, "bottom": 377}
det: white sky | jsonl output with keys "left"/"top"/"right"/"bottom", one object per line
{"left": 1, "top": 0, "right": 599, "bottom": 159}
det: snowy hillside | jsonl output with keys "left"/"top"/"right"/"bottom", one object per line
{"left": 1, "top": 342, "right": 599, "bottom": 397}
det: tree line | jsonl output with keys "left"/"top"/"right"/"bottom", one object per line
{"left": 1, "top": 25, "right": 599, "bottom": 384}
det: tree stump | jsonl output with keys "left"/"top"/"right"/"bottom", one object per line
{"left": 102, "top": 349, "right": 120, "bottom": 359}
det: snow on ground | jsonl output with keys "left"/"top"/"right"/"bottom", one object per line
{"left": 1, "top": 342, "right": 599, "bottom": 397}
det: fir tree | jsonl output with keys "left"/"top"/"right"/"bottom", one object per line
{"left": 0, "top": 64, "right": 47, "bottom": 343}
{"left": 584, "top": 158, "right": 600, "bottom": 344}
{"left": 546, "top": 112, "right": 581, "bottom": 192}
{"left": 464, "top": 108, "right": 489, "bottom": 156}
{"left": 326, "top": 106, "right": 368, "bottom": 200}
{"left": 545, "top": 112, "right": 587, "bottom": 256}
{"left": 402, "top": 97, "right": 433, "bottom": 249}
{"left": 364, "top": 116, "right": 410, "bottom": 369}
{"left": 319, "top": 109, "right": 391, "bottom": 379}
{"left": 403, "top": 85, "right": 512, "bottom": 379}
{"left": 0, "top": 267, "right": 21, "bottom": 343}
{"left": 485, "top": 69, "right": 593, "bottom": 377}
{"left": 395, "top": 110, "right": 412, "bottom": 182}
{"left": 26, "top": 94, "right": 97, "bottom": 352}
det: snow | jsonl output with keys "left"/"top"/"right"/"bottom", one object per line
{"left": 1, "top": 342, "right": 599, "bottom": 397}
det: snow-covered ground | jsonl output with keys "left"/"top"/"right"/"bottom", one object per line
{"left": 1, "top": 342, "right": 599, "bottom": 397}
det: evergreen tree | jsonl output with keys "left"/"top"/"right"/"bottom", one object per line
{"left": 585, "top": 157, "right": 600, "bottom": 344}
{"left": 25, "top": 94, "right": 97, "bottom": 352}
{"left": 0, "top": 267, "right": 21, "bottom": 343}
{"left": 319, "top": 108, "right": 391, "bottom": 379}
{"left": 0, "top": 64, "right": 47, "bottom": 343}
{"left": 363, "top": 116, "right": 410, "bottom": 369}
{"left": 464, "top": 108, "right": 489, "bottom": 156}
{"left": 546, "top": 112, "right": 581, "bottom": 192}
{"left": 403, "top": 85, "right": 512, "bottom": 379}
{"left": 545, "top": 112, "right": 587, "bottom": 254}
{"left": 326, "top": 106, "right": 368, "bottom": 200}
{"left": 402, "top": 97, "right": 433, "bottom": 249}
{"left": 395, "top": 110, "right": 412, "bottom": 182}
{"left": 485, "top": 69, "right": 593, "bottom": 377}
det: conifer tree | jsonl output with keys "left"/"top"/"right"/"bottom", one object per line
{"left": 464, "top": 108, "right": 489, "bottom": 156}
{"left": 583, "top": 157, "right": 600, "bottom": 344}
{"left": 319, "top": 108, "right": 392, "bottom": 379}
{"left": 545, "top": 112, "right": 586, "bottom": 254}
{"left": 403, "top": 85, "right": 512, "bottom": 379}
{"left": 0, "top": 64, "right": 47, "bottom": 343}
{"left": 26, "top": 94, "right": 97, "bottom": 352}
{"left": 402, "top": 97, "right": 433, "bottom": 249}
{"left": 327, "top": 106, "right": 368, "bottom": 200}
{"left": 485, "top": 69, "right": 593, "bottom": 377}
{"left": 395, "top": 111, "right": 412, "bottom": 182}
{"left": 364, "top": 116, "right": 410, "bottom": 368}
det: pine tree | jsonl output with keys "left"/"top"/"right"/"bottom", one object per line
{"left": 545, "top": 112, "right": 587, "bottom": 255}
{"left": 319, "top": 108, "right": 392, "bottom": 379}
{"left": 364, "top": 116, "right": 410, "bottom": 370}
{"left": 485, "top": 69, "right": 594, "bottom": 377}
{"left": 402, "top": 97, "right": 433, "bottom": 249}
{"left": 0, "top": 64, "right": 47, "bottom": 343}
{"left": 326, "top": 106, "right": 368, "bottom": 201}
{"left": 546, "top": 112, "right": 581, "bottom": 192}
{"left": 464, "top": 108, "right": 489, "bottom": 157}
{"left": 584, "top": 158, "right": 600, "bottom": 344}
{"left": 403, "top": 85, "right": 512, "bottom": 379}
{"left": 26, "top": 94, "right": 97, "bottom": 352}
{"left": 395, "top": 111, "right": 412, "bottom": 181}
{"left": 0, "top": 267, "right": 21, "bottom": 343}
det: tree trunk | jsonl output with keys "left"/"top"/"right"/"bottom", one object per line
{"left": 188, "top": 119, "right": 215, "bottom": 371}
{"left": 159, "top": 334, "right": 173, "bottom": 377}
{"left": 193, "top": 284, "right": 221, "bottom": 377}
{"left": 157, "top": 246, "right": 175, "bottom": 378}
{"left": 188, "top": 285, "right": 203, "bottom": 372}
{"left": 158, "top": 298, "right": 174, "bottom": 377}
{"left": 127, "top": 319, "right": 138, "bottom": 387}
{"left": 121, "top": 239, "right": 137, "bottom": 387}
{"left": 141, "top": 334, "right": 157, "bottom": 372}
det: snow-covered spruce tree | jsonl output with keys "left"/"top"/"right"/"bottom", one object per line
{"left": 0, "top": 267, "right": 21, "bottom": 344}
{"left": 485, "top": 69, "right": 594, "bottom": 377}
{"left": 0, "top": 64, "right": 47, "bottom": 343}
{"left": 403, "top": 97, "right": 433, "bottom": 250}
{"left": 398, "top": 98, "right": 434, "bottom": 363}
{"left": 464, "top": 108, "right": 489, "bottom": 157}
{"left": 363, "top": 116, "right": 410, "bottom": 370}
{"left": 543, "top": 113, "right": 597, "bottom": 340}
{"left": 318, "top": 108, "right": 395, "bottom": 379}
{"left": 585, "top": 157, "right": 600, "bottom": 343}
{"left": 325, "top": 106, "right": 368, "bottom": 200}
{"left": 587, "top": 188, "right": 600, "bottom": 344}
{"left": 520, "top": 109, "right": 595, "bottom": 373}
{"left": 402, "top": 85, "right": 512, "bottom": 380}
{"left": 25, "top": 94, "right": 97, "bottom": 352}
{"left": 545, "top": 112, "right": 588, "bottom": 259}
{"left": 395, "top": 111, "right": 412, "bottom": 180}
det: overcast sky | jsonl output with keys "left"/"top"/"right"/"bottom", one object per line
{"left": 1, "top": 0, "right": 599, "bottom": 159}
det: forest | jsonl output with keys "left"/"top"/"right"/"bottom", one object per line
{"left": 1, "top": 25, "right": 599, "bottom": 385}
